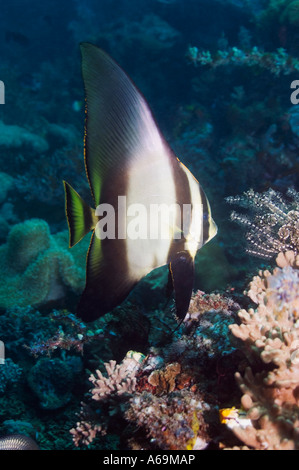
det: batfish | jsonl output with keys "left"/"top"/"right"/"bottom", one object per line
{"left": 64, "top": 43, "right": 217, "bottom": 322}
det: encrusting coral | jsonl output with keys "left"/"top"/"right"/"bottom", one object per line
{"left": 0, "top": 218, "right": 88, "bottom": 309}
{"left": 126, "top": 389, "right": 210, "bottom": 451}
{"left": 147, "top": 362, "right": 181, "bottom": 395}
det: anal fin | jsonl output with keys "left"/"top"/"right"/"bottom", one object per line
{"left": 169, "top": 252, "right": 194, "bottom": 322}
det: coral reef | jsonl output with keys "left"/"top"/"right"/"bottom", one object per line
{"left": 27, "top": 310, "right": 104, "bottom": 357}
{"left": 95, "top": 14, "right": 181, "bottom": 55}
{"left": 0, "top": 120, "right": 49, "bottom": 154}
{"left": 89, "top": 352, "right": 144, "bottom": 401}
{"left": 126, "top": 389, "right": 210, "bottom": 450}
{"left": 0, "top": 172, "right": 17, "bottom": 241}
{"left": 70, "top": 291, "right": 240, "bottom": 450}
{"left": 224, "top": 264, "right": 299, "bottom": 449}
{"left": 68, "top": 250, "right": 299, "bottom": 451}
{"left": 0, "top": 306, "right": 60, "bottom": 360}
{"left": 27, "top": 357, "right": 81, "bottom": 410}
{"left": 0, "top": 172, "right": 14, "bottom": 205}
{"left": 0, "top": 358, "right": 22, "bottom": 395}
{"left": 259, "top": 0, "right": 299, "bottom": 29}
{"left": 70, "top": 420, "right": 106, "bottom": 447}
{"left": 187, "top": 45, "right": 299, "bottom": 76}
{"left": 1, "top": 419, "right": 37, "bottom": 439}
{"left": 0, "top": 0, "right": 298, "bottom": 452}
{"left": 0, "top": 219, "right": 88, "bottom": 309}
{"left": 70, "top": 351, "right": 145, "bottom": 447}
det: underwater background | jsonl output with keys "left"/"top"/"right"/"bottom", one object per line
{"left": 0, "top": 0, "right": 299, "bottom": 451}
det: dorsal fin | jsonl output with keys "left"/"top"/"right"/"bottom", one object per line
{"left": 80, "top": 42, "right": 175, "bottom": 206}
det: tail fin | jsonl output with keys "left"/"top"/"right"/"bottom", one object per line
{"left": 63, "top": 181, "right": 96, "bottom": 247}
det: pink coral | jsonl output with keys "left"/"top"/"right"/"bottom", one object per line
{"left": 89, "top": 352, "right": 144, "bottom": 401}
{"left": 228, "top": 265, "right": 299, "bottom": 449}
{"left": 70, "top": 421, "right": 105, "bottom": 447}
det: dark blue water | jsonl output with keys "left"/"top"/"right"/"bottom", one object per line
{"left": 0, "top": 0, "right": 298, "bottom": 451}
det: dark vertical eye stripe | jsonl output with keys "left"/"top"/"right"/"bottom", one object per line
{"left": 199, "top": 186, "right": 209, "bottom": 244}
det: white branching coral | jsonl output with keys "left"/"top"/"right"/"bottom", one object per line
{"left": 226, "top": 188, "right": 299, "bottom": 262}
{"left": 227, "top": 265, "right": 299, "bottom": 449}
{"left": 89, "top": 351, "right": 145, "bottom": 401}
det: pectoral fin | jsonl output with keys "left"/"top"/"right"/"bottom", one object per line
{"left": 63, "top": 181, "right": 96, "bottom": 247}
{"left": 169, "top": 252, "right": 194, "bottom": 322}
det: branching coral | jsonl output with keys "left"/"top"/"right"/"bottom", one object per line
{"left": 187, "top": 45, "right": 299, "bottom": 76}
{"left": 227, "top": 265, "right": 299, "bottom": 449}
{"left": 70, "top": 352, "right": 145, "bottom": 447}
{"left": 89, "top": 351, "right": 145, "bottom": 401}
{"left": 70, "top": 421, "right": 106, "bottom": 447}
{"left": 226, "top": 188, "right": 299, "bottom": 264}
{"left": 70, "top": 288, "right": 241, "bottom": 450}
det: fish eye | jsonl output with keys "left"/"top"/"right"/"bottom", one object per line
{"left": 203, "top": 212, "right": 209, "bottom": 221}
